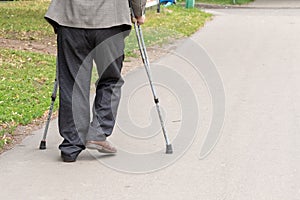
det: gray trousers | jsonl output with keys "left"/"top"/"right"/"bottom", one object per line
{"left": 57, "top": 25, "right": 131, "bottom": 156}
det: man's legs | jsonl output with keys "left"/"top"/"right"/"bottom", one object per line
{"left": 57, "top": 26, "right": 93, "bottom": 161}
{"left": 57, "top": 25, "right": 130, "bottom": 159}
{"left": 86, "top": 26, "right": 130, "bottom": 152}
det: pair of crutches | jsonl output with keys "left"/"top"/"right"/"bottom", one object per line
{"left": 39, "top": 4, "right": 173, "bottom": 154}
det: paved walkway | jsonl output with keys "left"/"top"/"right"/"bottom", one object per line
{"left": 1, "top": 2, "right": 300, "bottom": 200}
{"left": 248, "top": 0, "right": 300, "bottom": 8}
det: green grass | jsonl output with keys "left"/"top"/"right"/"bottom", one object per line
{"left": 0, "top": 1, "right": 211, "bottom": 149}
{"left": 0, "top": 48, "right": 56, "bottom": 148}
{"left": 0, "top": 0, "right": 53, "bottom": 41}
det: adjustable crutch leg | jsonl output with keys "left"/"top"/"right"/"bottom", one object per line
{"left": 131, "top": 11, "right": 173, "bottom": 154}
{"left": 39, "top": 62, "right": 58, "bottom": 150}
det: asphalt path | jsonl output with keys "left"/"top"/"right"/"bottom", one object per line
{"left": 0, "top": 4, "right": 299, "bottom": 200}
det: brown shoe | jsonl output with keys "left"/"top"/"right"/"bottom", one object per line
{"left": 86, "top": 140, "right": 117, "bottom": 154}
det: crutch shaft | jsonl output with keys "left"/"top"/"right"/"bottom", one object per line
{"left": 133, "top": 20, "right": 173, "bottom": 154}
{"left": 39, "top": 71, "right": 58, "bottom": 149}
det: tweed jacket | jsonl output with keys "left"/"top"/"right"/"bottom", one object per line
{"left": 45, "top": 0, "right": 146, "bottom": 29}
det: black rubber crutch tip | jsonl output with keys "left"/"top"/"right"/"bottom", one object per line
{"left": 39, "top": 140, "right": 46, "bottom": 150}
{"left": 166, "top": 144, "right": 173, "bottom": 154}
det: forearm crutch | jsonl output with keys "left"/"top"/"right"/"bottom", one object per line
{"left": 130, "top": 6, "right": 173, "bottom": 154}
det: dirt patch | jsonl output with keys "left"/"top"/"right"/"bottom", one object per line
{"left": 0, "top": 37, "right": 179, "bottom": 73}
{"left": 0, "top": 37, "right": 56, "bottom": 55}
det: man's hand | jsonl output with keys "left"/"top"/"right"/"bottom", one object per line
{"left": 136, "top": 15, "right": 145, "bottom": 25}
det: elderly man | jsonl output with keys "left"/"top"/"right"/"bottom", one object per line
{"left": 45, "top": 0, "right": 146, "bottom": 162}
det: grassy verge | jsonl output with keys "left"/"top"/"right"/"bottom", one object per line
{"left": 0, "top": 0, "right": 52, "bottom": 41}
{"left": 0, "top": 1, "right": 211, "bottom": 149}
{"left": 0, "top": 48, "right": 56, "bottom": 148}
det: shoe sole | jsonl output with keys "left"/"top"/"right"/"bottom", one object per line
{"left": 61, "top": 157, "right": 76, "bottom": 162}
{"left": 86, "top": 143, "right": 117, "bottom": 154}
{"left": 61, "top": 154, "right": 77, "bottom": 162}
